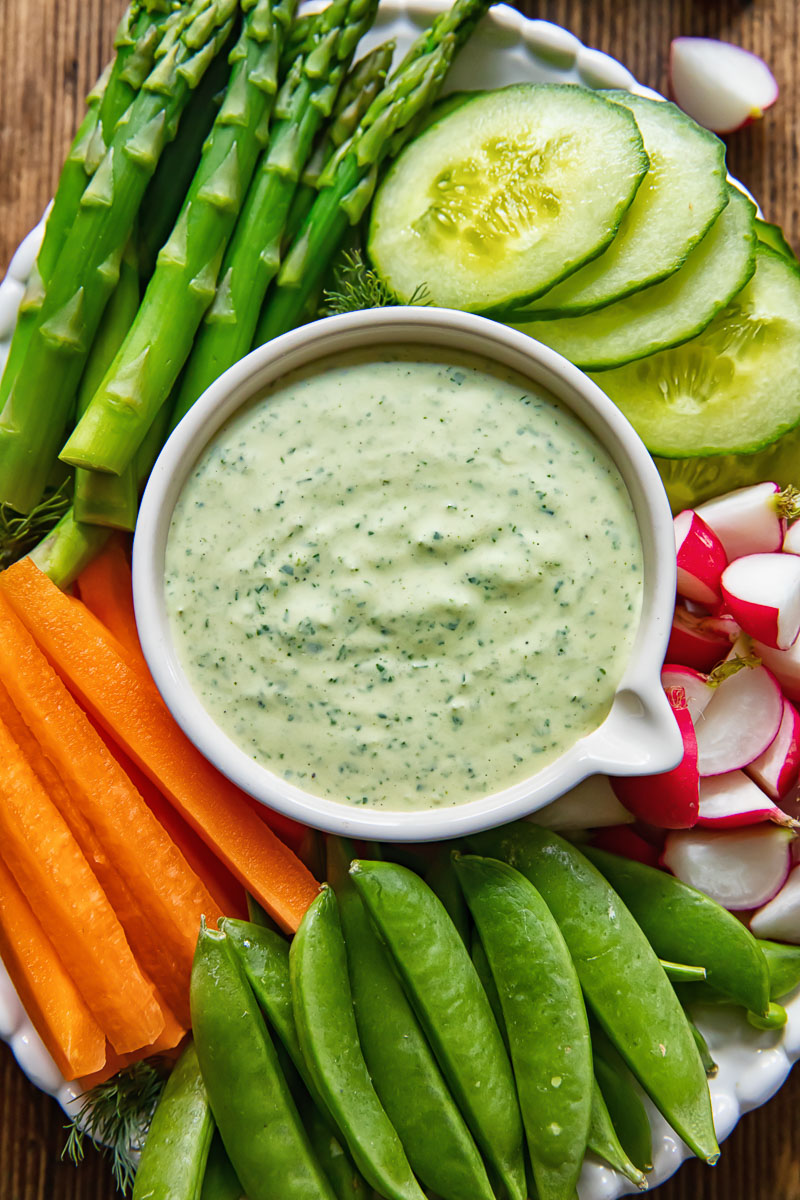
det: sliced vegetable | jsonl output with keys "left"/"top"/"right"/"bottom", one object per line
{"left": 662, "top": 825, "right": 794, "bottom": 911}
{"left": 670, "top": 37, "right": 778, "bottom": 134}
{"left": 661, "top": 664, "right": 713, "bottom": 724}
{"left": 674, "top": 508, "right": 728, "bottom": 604}
{"left": 511, "top": 185, "right": 756, "bottom": 371}
{"left": 368, "top": 82, "right": 648, "bottom": 313}
{"left": 594, "top": 249, "right": 800, "bottom": 457}
{"left": 0, "top": 557, "right": 319, "bottom": 932}
{"left": 667, "top": 605, "right": 738, "bottom": 672}
{"left": 697, "top": 771, "right": 796, "bottom": 829}
{"left": 526, "top": 775, "right": 633, "bottom": 830}
{"left": 720, "top": 552, "right": 800, "bottom": 649}
{"left": 750, "top": 865, "right": 800, "bottom": 943}
{"left": 695, "top": 660, "right": 783, "bottom": 776}
{"left": 0, "top": 854, "right": 106, "bottom": 1080}
{"left": 746, "top": 698, "right": 800, "bottom": 800}
{"left": 591, "top": 826, "right": 660, "bottom": 868}
{"left": 611, "top": 684, "right": 699, "bottom": 828}
{"left": 75, "top": 535, "right": 143, "bottom": 665}
{"left": 697, "top": 481, "right": 788, "bottom": 557}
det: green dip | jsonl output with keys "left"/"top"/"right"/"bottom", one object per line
{"left": 165, "top": 348, "right": 643, "bottom": 809}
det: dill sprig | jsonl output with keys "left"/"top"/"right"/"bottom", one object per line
{"left": 322, "top": 249, "right": 430, "bottom": 315}
{"left": 0, "top": 477, "right": 71, "bottom": 571}
{"left": 707, "top": 651, "right": 761, "bottom": 687}
{"left": 63, "top": 1060, "right": 168, "bottom": 1195}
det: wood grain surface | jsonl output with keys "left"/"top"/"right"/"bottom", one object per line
{"left": 0, "top": 0, "right": 799, "bottom": 1197}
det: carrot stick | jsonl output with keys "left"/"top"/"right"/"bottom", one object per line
{"left": 0, "top": 594, "right": 220, "bottom": 1020}
{"left": 0, "top": 855, "right": 106, "bottom": 1080}
{"left": 0, "top": 680, "right": 194, "bottom": 1024}
{"left": 75, "top": 534, "right": 145, "bottom": 668}
{"left": 0, "top": 712, "right": 163, "bottom": 1053}
{"left": 1, "top": 559, "right": 320, "bottom": 932}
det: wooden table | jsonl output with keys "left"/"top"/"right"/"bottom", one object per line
{"left": 1, "top": 1, "right": 799, "bottom": 1197}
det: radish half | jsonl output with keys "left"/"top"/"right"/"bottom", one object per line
{"left": 695, "top": 663, "right": 783, "bottom": 775}
{"left": 750, "top": 865, "right": 800, "bottom": 943}
{"left": 612, "top": 687, "right": 699, "bottom": 829}
{"left": 674, "top": 509, "right": 728, "bottom": 604}
{"left": 720, "top": 553, "right": 800, "bottom": 649}
{"left": 661, "top": 664, "right": 713, "bottom": 726}
{"left": 667, "top": 606, "right": 739, "bottom": 673}
{"left": 784, "top": 520, "right": 800, "bottom": 556}
{"left": 745, "top": 698, "right": 800, "bottom": 800}
{"left": 670, "top": 37, "right": 779, "bottom": 134}
{"left": 697, "top": 770, "right": 795, "bottom": 828}
{"left": 527, "top": 775, "right": 632, "bottom": 831}
{"left": 753, "top": 638, "right": 800, "bottom": 703}
{"left": 696, "top": 482, "right": 784, "bottom": 560}
{"left": 663, "top": 825, "right": 794, "bottom": 910}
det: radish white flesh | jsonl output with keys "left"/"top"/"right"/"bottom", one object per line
{"left": 661, "top": 664, "right": 713, "bottom": 726}
{"left": 612, "top": 688, "right": 699, "bottom": 829}
{"left": 720, "top": 553, "right": 800, "bottom": 650}
{"left": 663, "top": 825, "right": 794, "bottom": 910}
{"left": 670, "top": 37, "right": 779, "bottom": 134}
{"left": 674, "top": 509, "right": 728, "bottom": 604}
{"left": 667, "top": 605, "right": 739, "bottom": 673}
{"left": 695, "top": 664, "right": 783, "bottom": 775}
{"left": 527, "top": 775, "right": 632, "bottom": 831}
{"left": 697, "top": 770, "right": 795, "bottom": 828}
{"left": 784, "top": 520, "right": 800, "bottom": 556}
{"left": 753, "top": 638, "right": 800, "bottom": 703}
{"left": 750, "top": 865, "right": 800, "bottom": 943}
{"left": 746, "top": 698, "right": 800, "bottom": 800}
{"left": 696, "top": 482, "right": 783, "bottom": 560}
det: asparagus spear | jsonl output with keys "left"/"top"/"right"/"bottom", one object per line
{"left": 170, "top": 0, "right": 381, "bottom": 424}
{"left": 254, "top": 0, "right": 491, "bottom": 345}
{"left": 0, "top": 2, "right": 173, "bottom": 414}
{"left": 0, "top": 0, "right": 239, "bottom": 514}
{"left": 73, "top": 238, "right": 142, "bottom": 529}
{"left": 61, "top": 0, "right": 297, "bottom": 479}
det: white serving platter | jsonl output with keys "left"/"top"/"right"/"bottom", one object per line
{"left": 0, "top": 2, "right": 794, "bottom": 1194}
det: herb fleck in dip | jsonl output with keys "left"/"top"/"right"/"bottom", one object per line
{"left": 165, "top": 348, "right": 643, "bottom": 809}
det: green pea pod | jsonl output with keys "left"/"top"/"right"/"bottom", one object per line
{"left": 290, "top": 886, "right": 426, "bottom": 1200}
{"left": 454, "top": 854, "right": 591, "bottom": 1200}
{"left": 471, "top": 825, "right": 718, "bottom": 1165}
{"left": 588, "top": 1078, "right": 647, "bottom": 1190}
{"left": 133, "top": 1040, "right": 214, "bottom": 1200}
{"left": 201, "top": 1135, "right": 246, "bottom": 1200}
{"left": 327, "top": 838, "right": 494, "bottom": 1200}
{"left": 687, "top": 1019, "right": 718, "bottom": 1078}
{"left": 470, "top": 930, "right": 509, "bottom": 1052}
{"left": 660, "top": 960, "right": 707, "bottom": 984}
{"left": 584, "top": 847, "right": 770, "bottom": 1016}
{"left": 592, "top": 1038, "right": 653, "bottom": 1174}
{"left": 304, "top": 1094, "right": 370, "bottom": 1200}
{"left": 747, "top": 1001, "right": 788, "bottom": 1030}
{"left": 350, "top": 860, "right": 526, "bottom": 1200}
{"left": 759, "top": 939, "right": 800, "bottom": 1000}
{"left": 425, "top": 853, "right": 471, "bottom": 946}
{"left": 190, "top": 923, "right": 337, "bottom": 1200}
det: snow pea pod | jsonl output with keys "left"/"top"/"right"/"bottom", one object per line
{"left": 327, "top": 838, "right": 494, "bottom": 1200}
{"left": 133, "top": 1040, "right": 213, "bottom": 1200}
{"left": 290, "top": 885, "right": 426, "bottom": 1200}
{"left": 759, "top": 939, "right": 800, "bottom": 1000}
{"left": 587, "top": 1078, "right": 647, "bottom": 1190}
{"left": 190, "top": 922, "right": 336, "bottom": 1200}
{"left": 470, "top": 930, "right": 509, "bottom": 1051}
{"left": 584, "top": 847, "right": 770, "bottom": 1016}
{"left": 350, "top": 860, "right": 526, "bottom": 1200}
{"left": 471, "top": 824, "right": 718, "bottom": 1164}
{"left": 454, "top": 854, "right": 591, "bottom": 1200}
{"left": 201, "top": 1135, "right": 246, "bottom": 1200}
{"left": 592, "top": 1053, "right": 653, "bottom": 1174}
{"left": 425, "top": 853, "right": 470, "bottom": 946}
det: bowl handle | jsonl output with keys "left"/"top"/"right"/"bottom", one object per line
{"left": 581, "top": 683, "right": 684, "bottom": 778}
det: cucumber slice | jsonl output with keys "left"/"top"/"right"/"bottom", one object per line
{"left": 510, "top": 185, "right": 756, "bottom": 370}
{"left": 757, "top": 218, "right": 797, "bottom": 263}
{"left": 368, "top": 84, "right": 648, "bottom": 314}
{"left": 510, "top": 93, "right": 728, "bottom": 318}
{"left": 593, "top": 247, "right": 800, "bottom": 458}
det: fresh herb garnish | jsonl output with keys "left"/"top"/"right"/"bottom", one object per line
{"left": 0, "top": 477, "right": 71, "bottom": 572}
{"left": 322, "top": 249, "right": 430, "bottom": 315}
{"left": 62, "top": 1060, "right": 168, "bottom": 1195}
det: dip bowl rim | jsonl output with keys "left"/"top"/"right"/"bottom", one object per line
{"left": 133, "top": 306, "right": 681, "bottom": 841}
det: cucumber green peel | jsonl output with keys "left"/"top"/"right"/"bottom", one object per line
{"left": 600, "top": 246, "right": 800, "bottom": 458}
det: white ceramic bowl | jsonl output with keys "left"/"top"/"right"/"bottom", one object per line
{"left": 133, "top": 307, "right": 681, "bottom": 840}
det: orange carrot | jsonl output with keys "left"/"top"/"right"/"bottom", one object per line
{"left": 79, "top": 1034, "right": 187, "bottom": 1090}
{"left": 0, "top": 855, "right": 106, "bottom": 1080}
{"left": 0, "top": 680, "right": 194, "bottom": 1023}
{"left": 0, "top": 711, "right": 163, "bottom": 1053}
{"left": 0, "top": 593, "right": 220, "bottom": 1022}
{"left": 75, "top": 534, "right": 145, "bottom": 669}
{"left": 1, "top": 558, "right": 320, "bottom": 932}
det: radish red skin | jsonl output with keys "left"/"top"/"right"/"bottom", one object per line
{"left": 674, "top": 510, "right": 728, "bottom": 605}
{"left": 696, "top": 483, "right": 784, "bottom": 560}
{"left": 667, "top": 606, "right": 737, "bottom": 673}
{"left": 696, "top": 770, "right": 796, "bottom": 829}
{"left": 753, "top": 639, "right": 800, "bottom": 703}
{"left": 612, "top": 689, "right": 699, "bottom": 829}
{"left": 591, "top": 826, "right": 662, "bottom": 868}
{"left": 746, "top": 699, "right": 800, "bottom": 801}
{"left": 720, "top": 553, "right": 800, "bottom": 650}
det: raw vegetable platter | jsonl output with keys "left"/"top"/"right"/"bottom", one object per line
{"left": 1, "top": 0, "right": 800, "bottom": 1198}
